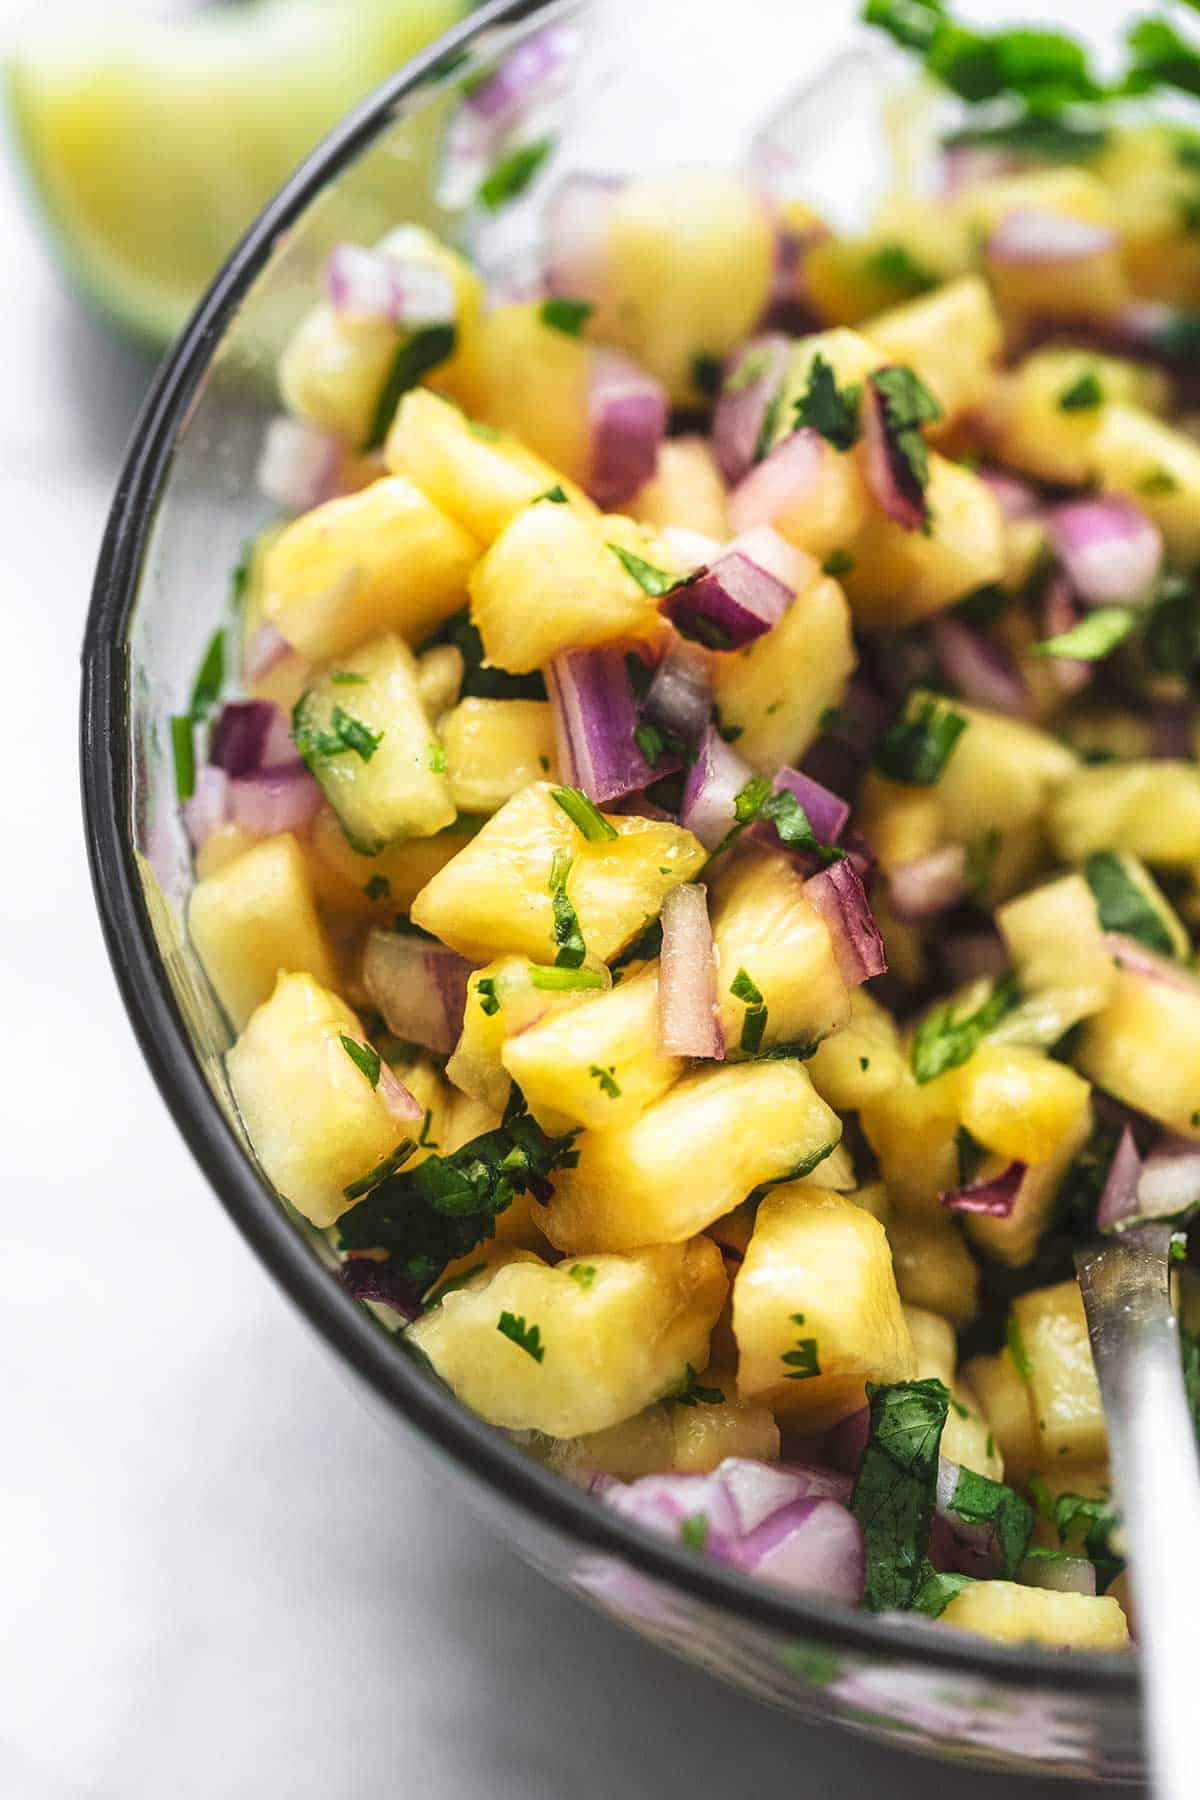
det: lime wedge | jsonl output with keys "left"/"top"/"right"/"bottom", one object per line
{"left": 7, "top": 0, "right": 466, "bottom": 350}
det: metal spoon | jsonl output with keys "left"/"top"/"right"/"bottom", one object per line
{"left": 1076, "top": 1226, "right": 1200, "bottom": 1800}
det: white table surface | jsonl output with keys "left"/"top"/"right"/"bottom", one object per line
{"left": 0, "top": 0, "right": 1142, "bottom": 1793}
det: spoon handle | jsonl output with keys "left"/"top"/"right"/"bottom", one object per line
{"left": 1076, "top": 1227, "right": 1200, "bottom": 1800}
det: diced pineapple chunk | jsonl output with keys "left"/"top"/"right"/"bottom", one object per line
{"left": 989, "top": 348, "right": 1166, "bottom": 487}
{"left": 806, "top": 989, "right": 905, "bottom": 1112}
{"left": 261, "top": 476, "right": 476, "bottom": 662}
{"left": 228, "top": 972, "right": 410, "bottom": 1228}
{"left": 709, "top": 848, "right": 850, "bottom": 1057}
{"left": 859, "top": 1066, "right": 962, "bottom": 1217}
{"left": 931, "top": 698, "right": 1076, "bottom": 840}
{"left": 995, "top": 874, "right": 1114, "bottom": 1039}
{"left": 543, "top": 1405, "right": 677, "bottom": 1482}
{"left": 468, "top": 505, "right": 660, "bottom": 672}
{"left": 194, "top": 822, "right": 257, "bottom": 881}
{"left": 410, "top": 781, "right": 705, "bottom": 964}
{"left": 189, "top": 833, "right": 336, "bottom": 1031}
{"left": 1092, "top": 403, "right": 1200, "bottom": 564}
{"left": 1049, "top": 761, "right": 1200, "bottom": 869}
{"left": 842, "top": 457, "right": 1006, "bottom": 629}
{"left": 903, "top": 1304, "right": 1003, "bottom": 1481}
{"left": 965, "top": 1102, "right": 1093, "bottom": 1270}
{"left": 734, "top": 1185, "right": 914, "bottom": 1428}
{"left": 1076, "top": 961, "right": 1200, "bottom": 1141}
{"left": 1012, "top": 1282, "right": 1106, "bottom": 1467}
{"left": 963, "top": 1348, "right": 1038, "bottom": 1481}
{"left": 938, "top": 1582, "right": 1128, "bottom": 1650}
{"left": 956, "top": 1046, "right": 1091, "bottom": 1166}
{"left": 709, "top": 568, "right": 855, "bottom": 771}
{"left": 772, "top": 331, "right": 885, "bottom": 439}
{"left": 541, "top": 1060, "right": 841, "bottom": 1253}
{"left": 306, "top": 805, "right": 477, "bottom": 919}
{"left": 294, "top": 634, "right": 455, "bottom": 852}
{"left": 857, "top": 774, "right": 943, "bottom": 872}
{"left": 459, "top": 302, "right": 592, "bottom": 482}
{"left": 447, "top": 955, "right": 596, "bottom": 1113}
{"left": 439, "top": 697, "right": 557, "bottom": 815}
{"left": 384, "top": 387, "right": 593, "bottom": 545}
{"left": 415, "top": 642, "right": 464, "bottom": 718}
{"left": 502, "top": 963, "right": 682, "bottom": 1132}
{"left": 597, "top": 168, "right": 775, "bottom": 404}
{"left": 867, "top": 276, "right": 1003, "bottom": 428}
{"left": 887, "top": 1214, "right": 979, "bottom": 1328}
{"left": 631, "top": 436, "right": 729, "bottom": 539}
{"left": 669, "top": 1367, "right": 782, "bottom": 1472}
{"left": 407, "top": 1239, "right": 727, "bottom": 1436}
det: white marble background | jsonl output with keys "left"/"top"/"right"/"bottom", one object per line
{"left": 0, "top": 0, "right": 1144, "bottom": 1793}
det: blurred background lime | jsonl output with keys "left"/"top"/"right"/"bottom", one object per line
{"left": 6, "top": 0, "right": 467, "bottom": 351}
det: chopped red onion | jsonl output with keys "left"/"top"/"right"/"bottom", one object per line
{"left": 941, "top": 929, "right": 1009, "bottom": 987}
{"left": 660, "top": 527, "right": 799, "bottom": 650}
{"left": 338, "top": 1257, "right": 423, "bottom": 1322}
{"left": 464, "top": 23, "right": 573, "bottom": 128}
{"left": 1039, "top": 576, "right": 1094, "bottom": 698}
{"left": 1104, "top": 933, "right": 1200, "bottom": 995}
{"left": 658, "top": 884, "right": 724, "bottom": 1061}
{"left": 768, "top": 766, "right": 850, "bottom": 848}
{"left": 210, "top": 701, "right": 278, "bottom": 778}
{"left": 888, "top": 844, "right": 969, "bottom": 925}
{"left": 595, "top": 1468, "right": 739, "bottom": 1559}
{"left": 244, "top": 622, "right": 291, "bottom": 683}
{"left": 986, "top": 208, "right": 1117, "bottom": 268}
{"left": 543, "top": 173, "right": 619, "bottom": 301}
{"left": 763, "top": 216, "right": 827, "bottom": 336}
{"left": 227, "top": 765, "right": 322, "bottom": 835}
{"left": 719, "top": 1456, "right": 853, "bottom": 1530}
{"left": 363, "top": 927, "right": 473, "bottom": 1058}
{"left": 376, "top": 1058, "right": 425, "bottom": 1125}
{"left": 860, "top": 372, "right": 927, "bottom": 533}
{"left": 613, "top": 792, "right": 674, "bottom": 823}
{"left": 940, "top": 1160, "right": 1026, "bottom": 1218}
{"left": 712, "top": 334, "right": 790, "bottom": 485}
{"left": 644, "top": 637, "right": 712, "bottom": 746}
{"left": 587, "top": 350, "right": 668, "bottom": 507}
{"left": 840, "top": 830, "right": 879, "bottom": 895}
{"left": 326, "top": 243, "right": 456, "bottom": 329}
{"left": 825, "top": 1406, "right": 869, "bottom": 1474}
{"left": 1016, "top": 1553, "right": 1097, "bottom": 1597}
{"left": 735, "top": 1496, "right": 866, "bottom": 1603}
{"left": 1136, "top": 1136, "right": 1200, "bottom": 1222}
{"left": 183, "top": 764, "right": 229, "bottom": 850}
{"left": 1151, "top": 695, "right": 1195, "bottom": 761}
{"left": 976, "top": 466, "right": 1042, "bottom": 521}
{"left": 805, "top": 859, "right": 887, "bottom": 987}
{"left": 1047, "top": 498, "right": 1163, "bottom": 610}
{"left": 932, "top": 617, "right": 1030, "bottom": 718}
{"left": 545, "top": 647, "right": 665, "bottom": 805}
{"left": 680, "top": 724, "right": 753, "bottom": 851}
{"left": 728, "top": 426, "right": 828, "bottom": 536}
{"left": 1096, "top": 1126, "right": 1143, "bottom": 1233}
{"left": 255, "top": 415, "right": 344, "bottom": 514}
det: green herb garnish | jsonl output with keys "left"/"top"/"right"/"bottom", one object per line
{"left": 911, "top": 974, "right": 1019, "bottom": 1084}
{"left": 671, "top": 1364, "right": 726, "bottom": 1407}
{"left": 340, "top": 1035, "right": 381, "bottom": 1088}
{"left": 476, "top": 136, "right": 554, "bottom": 210}
{"left": 342, "top": 1137, "right": 417, "bottom": 1201}
{"left": 476, "top": 976, "right": 501, "bottom": 1017}
{"left": 536, "top": 484, "right": 569, "bottom": 505}
{"left": 680, "top": 1513, "right": 709, "bottom": 1551}
{"left": 782, "top": 1313, "right": 821, "bottom": 1381}
{"left": 864, "top": 242, "right": 937, "bottom": 295}
{"left": 851, "top": 1378, "right": 951, "bottom": 1612}
{"left": 606, "top": 542, "right": 681, "bottom": 598}
{"left": 366, "top": 323, "right": 457, "bottom": 449}
{"left": 550, "top": 785, "right": 619, "bottom": 842}
{"left": 875, "top": 694, "right": 968, "bottom": 786}
{"left": 941, "top": 1466, "right": 1033, "bottom": 1577}
{"left": 823, "top": 549, "right": 855, "bottom": 578}
{"left": 589, "top": 1064, "right": 622, "bottom": 1099}
{"left": 170, "top": 714, "right": 195, "bottom": 802}
{"left": 189, "top": 628, "right": 225, "bottom": 721}
{"left": 1057, "top": 370, "right": 1105, "bottom": 412}
{"left": 528, "top": 965, "right": 606, "bottom": 992}
{"left": 498, "top": 1310, "right": 545, "bottom": 1362}
{"left": 794, "top": 352, "right": 862, "bottom": 451}
{"left": 540, "top": 296, "right": 593, "bottom": 336}
{"left": 1031, "top": 606, "right": 1135, "bottom": 661}
{"left": 1086, "top": 851, "right": 1178, "bottom": 958}
{"left": 568, "top": 1263, "right": 597, "bottom": 1291}
{"left": 1006, "top": 1313, "right": 1034, "bottom": 1383}
{"left": 363, "top": 875, "right": 391, "bottom": 902}
{"left": 548, "top": 849, "right": 586, "bottom": 969}
{"left": 730, "top": 966, "right": 768, "bottom": 1054}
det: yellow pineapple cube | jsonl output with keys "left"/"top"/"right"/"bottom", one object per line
{"left": 468, "top": 504, "right": 661, "bottom": 672}
{"left": 415, "top": 642, "right": 464, "bottom": 718}
{"left": 709, "top": 848, "right": 851, "bottom": 1057}
{"left": 965, "top": 1102, "right": 1093, "bottom": 1269}
{"left": 887, "top": 1214, "right": 979, "bottom": 1328}
{"left": 1077, "top": 962, "right": 1200, "bottom": 1141}
{"left": 501, "top": 963, "right": 682, "bottom": 1132}
{"left": 1012, "top": 1282, "right": 1106, "bottom": 1467}
{"left": 227, "top": 972, "right": 412, "bottom": 1228}
{"left": 294, "top": 634, "right": 455, "bottom": 852}
{"left": 668, "top": 1366, "right": 782, "bottom": 1473}
{"left": 842, "top": 456, "right": 1006, "bottom": 629}
{"left": 189, "top": 833, "right": 337, "bottom": 1031}
{"left": 806, "top": 988, "right": 907, "bottom": 1111}
{"left": 541, "top": 1060, "right": 841, "bottom": 1253}
{"left": 733, "top": 1185, "right": 915, "bottom": 1428}
{"left": 460, "top": 301, "right": 592, "bottom": 484}
{"left": 990, "top": 348, "right": 1166, "bottom": 487}
{"left": 384, "top": 386, "right": 593, "bottom": 546}
{"left": 446, "top": 955, "right": 595, "bottom": 1114}
{"left": 407, "top": 1239, "right": 727, "bottom": 1436}
{"left": 963, "top": 1348, "right": 1038, "bottom": 1481}
{"left": 410, "top": 781, "right": 705, "bottom": 964}
{"left": 1049, "top": 761, "right": 1200, "bottom": 868}
{"left": 543, "top": 1405, "right": 677, "bottom": 1482}
{"left": 439, "top": 697, "right": 557, "bottom": 815}
{"left": 932, "top": 699, "right": 1077, "bottom": 840}
{"left": 938, "top": 1582, "right": 1128, "bottom": 1650}
{"left": 956, "top": 1046, "right": 1091, "bottom": 1166}
{"left": 709, "top": 568, "right": 856, "bottom": 771}
{"left": 867, "top": 276, "right": 1003, "bottom": 428}
{"left": 262, "top": 475, "right": 476, "bottom": 662}
{"left": 306, "top": 805, "right": 476, "bottom": 920}
{"left": 859, "top": 1066, "right": 963, "bottom": 1217}
{"left": 996, "top": 874, "right": 1114, "bottom": 1036}
{"left": 630, "top": 435, "right": 729, "bottom": 539}
{"left": 857, "top": 773, "right": 943, "bottom": 872}
{"left": 193, "top": 822, "right": 257, "bottom": 881}
{"left": 1093, "top": 403, "right": 1200, "bottom": 564}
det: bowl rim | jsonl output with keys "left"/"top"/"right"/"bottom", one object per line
{"left": 79, "top": 0, "right": 1136, "bottom": 1700}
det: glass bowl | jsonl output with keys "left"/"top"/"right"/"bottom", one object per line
{"left": 79, "top": 0, "right": 1140, "bottom": 1779}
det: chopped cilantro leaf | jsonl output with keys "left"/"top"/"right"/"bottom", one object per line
{"left": 589, "top": 1064, "right": 622, "bottom": 1099}
{"left": 1057, "top": 370, "right": 1104, "bottom": 412}
{"left": 823, "top": 549, "right": 855, "bottom": 578}
{"left": 423, "top": 1261, "right": 486, "bottom": 1310}
{"left": 965, "top": 829, "right": 1000, "bottom": 896}
{"left": 730, "top": 966, "right": 768, "bottom": 1054}
{"left": 864, "top": 242, "right": 936, "bottom": 295}
{"left": 548, "top": 849, "right": 586, "bottom": 968}
{"left": 1031, "top": 606, "right": 1135, "bottom": 661}
{"left": 911, "top": 974, "right": 1019, "bottom": 1084}
{"left": 943, "top": 1466, "right": 1033, "bottom": 1576}
{"left": 869, "top": 364, "right": 943, "bottom": 516}
{"left": 1144, "top": 573, "right": 1200, "bottom": 677}
{"left": 550, "top": 785, "right": 619, "bottom": 842}
{"left": 170, "top": 714, "right": 195, "bottom": 802}
{"left": 431, "top": 609, "right": 546, "bottom": 701}
{"left": 342, "top": 1137, "right": 416, "bottom": 1201}
{"left": 498, "top": 1310, "right": 545, "bottom": 1362}
{"left": 1006, "top": 1313, "right": 1034, "bottom": 1383}
{"left": 782, "top": 1313, "right": 821, "bottom": 1381}
{"left": 528, "top": 965, "right": 606, "bottom": 992}
{"left": 911, "top": 1566, "right": 974, "bottom": 1619}
{"left": 331, "top": 671, "right": 367, "bottom": 685}
{"left": 293, "top": 696, "right": 383, "bottom": 767}
{"left": 794, "top": 352, "right": 862, "bottom": 451}
{"left": 670, "top": 1363, "right": 726, "bottom": 1407}
{"left": 875, "top": 694, "right": 967, "bottom": 785}
{"left": 418, "top": 1108, "right": 439, "bottom": 1150}
{"left": 568, "top": 1263, "right": 597, "bottom": 1291}
{"left": 536, "top": 484, "right": 569, "bottom": 505}
{"left": 1085, "top": 851, "right": 1177, "bottom": 958}
{"left": 606, "top": 542, "right": 681, "bottom": 598}
{"left": 363, "top": 875, "right": 391, "bottom": 902}
{"left": 340, "top": 1035, "right": 381, "bottom": 1089}
{"left": 1139, "top": 466, "right": 1180, "bottom": 496}
{"left": 680, "top": 1513, "right": 709, "bottom": 1550}
{"left": 476, "top": 976, "right": 501, "bottom": 1017}
{"left": 540, "top": 296, "right": 593, "bottom": 336}
{"left": 365, "top": 324, "right": 457, "bottom": 449}
{"left": 691, "top": 353, "right": 724, "bottom": 398}
{"left": 476, "top": 136, "right": 554, "bottom": 211}
{"left": 851, "top": 1379, "right": 950, "bottom": 1612}
{"left": 725, "top": 775, "right": 843, "bottom": 865}
{"left": 188, "top": 629, "right": 224, "bottom": 721}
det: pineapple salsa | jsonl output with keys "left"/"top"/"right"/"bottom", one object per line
{"left": 174, "top": 4, "right": 1200, "bottom": 1654}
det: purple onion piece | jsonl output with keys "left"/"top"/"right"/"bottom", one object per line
{"left": 712, "top": 333, "right": 791, "bottom": 485}
{"left": 728, "top": 426, "right": 828, "bottom": 536}
{"left": 941, "top": 929, "right": 1009, "bottom": 987}
{"left": 228, "top": 765, "right": 323, "bottom": 835}
{"left": 326, "top": 243, "right": 456, "bottom": 328}
{"left": 363, "top": 928, "right": 473, "bottom": 1057}
{"left": 464, "top": 22, "right": 574, "bottom": 126}
{"left": 543, "top": 173, "right": 619, "bottom": 301}
{"left": 1136, "top": 1136, "right": 1200, "bottom": 1224}
{"left": 210, "top": 701, "right": 278, "bottom": 778}
{"left": 338, "top": 1258, "right": 424, "bottom": 1322}
{"left": 1047, "top": 498, "right": 1163, "bottom": 610}
{"left": 986, "top": 208, "right": 1117, "bottom": 268}
{"left": 587, "top": 349, "right": 668, "bottom": 507}
{"left": 643, "top": 637, "right": 712, "bottom": 745}
{"left": 861, "top": 372, "right": 927, "bottom": 533}
{"left": 244, "top": 622, "right": 291, "bottom": 683}
{"left": 888, "top": 845, "right": 969, "bottom": 926}
{"left": 546, "top": 646, "right": 667, "bottom": 804}
{"left": 733, "top": 1497, "right": 866, "bottom": 1604}
{"left": 658, "top": 884, "right": 724, "bottom": 1060}
{"left": 1096, "top": 1126, "right": 1143, "bottom": 1234}
{"left": 976, "top": 466, "right": 1042, "bottom": 521}
{"left": 183, "top": 764, "right": 229, "bottom": 850}
{"left": 805, "top": 859, "right": 887, "bottom": 987}
{"left": 680, "top": 724, "right": 754, "bottom": 852}
{"left": 1039, "top": 575, "right": 1094, "bottom": 698}
{"left": 1104, "top": 934, "right": 1200, "bottom": 995}
{"left": 932, "top": 617, "right": 1030, "bottom": 718}
{"left": 719, "top": 1457, "right": 853, "bottom": 1532}
{"left": 660, "top": 543, "right": 792, "bottom": 650}
{"left": 256, "top": 415, "right": 344, "bottom": 513}
{"left": 771, "top": 766, "right": 850, "bottom": 846}
{"left": 940, "top": 1160, "right": 1027, "bottom": 1218}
